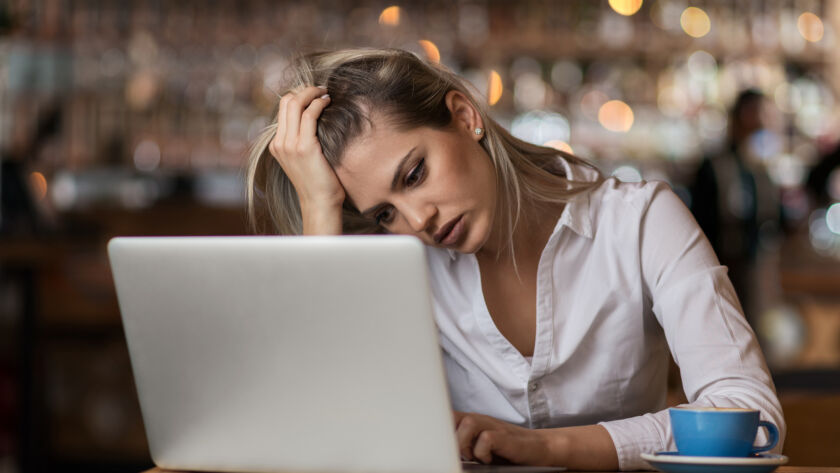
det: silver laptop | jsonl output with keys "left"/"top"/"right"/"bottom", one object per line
{"left": 108, "top": 235, "right": 564, "bottom": 473}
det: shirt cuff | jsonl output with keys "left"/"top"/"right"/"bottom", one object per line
{"left": 599, "top": 411, "right": 672, "bottom": 471}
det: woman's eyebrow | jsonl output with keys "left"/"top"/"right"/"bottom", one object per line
{"left": 389, "top": 146, "right": 418, "bottom": 191}
{"left": 359, "top": 145, "right": 418, "bottom": 217}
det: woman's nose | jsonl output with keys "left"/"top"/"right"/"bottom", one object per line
{"left": 403, "top": 202, "right": 436, "bottom": 233}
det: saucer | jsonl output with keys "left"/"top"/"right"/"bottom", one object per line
{"left": 641, "top": 451, "right": 788, "bottom": 473}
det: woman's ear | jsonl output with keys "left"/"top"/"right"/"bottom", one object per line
{"left": 445, "top": 90, "right": 484, "bottom": 141}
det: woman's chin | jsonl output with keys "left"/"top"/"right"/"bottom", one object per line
{"left": 460, "top": 228, "right": 493, "bottom": 254}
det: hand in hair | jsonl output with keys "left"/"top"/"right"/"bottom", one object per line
{"left": 269, "top": 86, "right": 345, "bottom": 234}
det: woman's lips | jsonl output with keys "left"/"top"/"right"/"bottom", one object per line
{"left": 435, "top": 215, "right": 465, "bottom": 246}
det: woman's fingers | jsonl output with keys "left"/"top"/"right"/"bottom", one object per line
{"left": 459, "top": 416, "right": 504, "bottom": 464}
{"left": 283, "top": 86, "right": 329, "bottom": 151}
{"left": 455, "top": 414, "right": 480, "bottom": 461}
{"left": 270, "top": 86, "right": 325, "bottom": 160}
{"left": 271, "top": 96, "right": 289, "bottom": 159}
{"left": 269, "top": 86, "right": 328, "bottom": 160}
{"left": 472, "top": 430, "right": 497, "bottom": 464}
{"left": 270, "top": 93, "right": 292, "bottom": 163}
{"left": 454, "top": 413, "right": 550, "bottom": 466}
{"left": 299, "top": 93, "right": 330, "bottom": 140}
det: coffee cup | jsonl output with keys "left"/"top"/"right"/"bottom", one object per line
{"left": 669, "top": 407, "right": 779, "bottom": 457}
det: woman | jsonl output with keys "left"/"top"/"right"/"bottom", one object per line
{"left": 245, "top": 48, "right": 785, "bottom": 471}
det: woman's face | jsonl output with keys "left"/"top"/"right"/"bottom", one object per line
{"left": 334, "top": 94, "right": 497, "bottom": 253}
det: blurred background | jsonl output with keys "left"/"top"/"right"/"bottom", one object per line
{"left": 1, "top": 0, "right": 839, "bottom": 471}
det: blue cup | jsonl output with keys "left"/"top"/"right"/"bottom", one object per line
{"left": 669, "top": 407, "right": 779, "bottom": 457}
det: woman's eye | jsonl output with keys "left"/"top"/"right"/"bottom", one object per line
{"left": 405, "top": 158, "right": 425, "bottom": 187}
{"left": 374, "top": 207, "right": 394, "bottom": 226}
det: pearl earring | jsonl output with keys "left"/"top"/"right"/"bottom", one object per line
{"left": 474, "top": 127, "right": 483, "bottom": 135}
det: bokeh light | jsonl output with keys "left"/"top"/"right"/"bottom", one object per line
{"left": 512, "top": 111, "right": 570, "bottom": 146}
{"left": 488, "top": 70, "right": 503, "bottom": 106}
{"left": 418, "top": 40, "right": 440, "bottom": 63}
{"left": 598, "top": 100, "right": 634, "bottom": 132}
{"left": 608, "top": 0, "right": 643, "bottom": 16}
{"left": 379, "top": 6, "right": 400, "bottom": 26}
{"left": 598, "top": 11, "right": 635, "bottom": 46}
{"left": 544, "top": 140, "right": 574, "bottom": 154}
{"left": 686, "top": 50, "right": 717, "bottom": 80}
{"left": 757, "top": 305, "right": 806, "bottom": 367}
{"left": 697, "top": 106, "right": 728, "bottom": 142}
{"left": 651, "top": 0, "right": 683, "bottom": 31}
{"left": 827, "top": 203, "right": 840, "bottom": 235}
{"left": 126, "top": 70, "right": 158, "bottom": 109}
{"left": 513, "top": 73, "right": 548, "bottom": 110}
{"left": 134, "top": 140, "right": 161, "bottom": 172}
{"left": 29, "top": 172, "right": 48, "bottom": 201}
{"left": 767, "top": 153, "right": 806, "bottom": 188}
{"left": 580, "top": 89, "right": 609, "bottom": 120}
{"left": 550, "top": 61, "right": 583, "bottom": 92}
{"left": 809, "top": 208, "right": 838, "bottom": 254}
{"left": 51, "top": 172, "right": 76, "bottom": 210}
{"left": 681, "top": 7, "right": 711, "bottom": 38}
{"left": 797, "top": 12, "right": 824, "bottom": 42}
{"left": 612, "top": 165, "right": 643, "bottom": 183}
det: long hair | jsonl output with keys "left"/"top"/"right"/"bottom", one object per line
{"left": 245, "top": 48, "right": 603, "bottom": 257}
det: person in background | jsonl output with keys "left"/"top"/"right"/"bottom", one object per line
{"left": 689, "top": 89, "right": 781, "bottom": 324}
{"left": 246, "top": 49, "right": 785, "bottom": 471}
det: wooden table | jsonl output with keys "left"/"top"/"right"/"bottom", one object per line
{"left": 144, "top": 467, "right": 840, "bottom": 473}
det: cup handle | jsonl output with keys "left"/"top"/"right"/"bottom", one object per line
{"left": 751, "top": 421, "right": 779, "bottom": 454}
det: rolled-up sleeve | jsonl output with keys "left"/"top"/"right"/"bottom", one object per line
{"left": 599, "top": 182, "right": 785, "bottom": 470}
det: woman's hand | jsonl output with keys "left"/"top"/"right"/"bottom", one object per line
{"left": 453, "top": 411, "right": 555, "bottom": 465}
{"left": 269, "top": 86, "right": 344, "bottom": 235}
{"left": 453, "top": 411, "right": 619, "bottom": 470}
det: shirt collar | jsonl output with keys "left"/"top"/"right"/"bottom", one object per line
{"left": 553, "top": 192, "right": 593, "bottom": 239}
{"left": 550, "top": 156, "right": 596, "bottom": 240}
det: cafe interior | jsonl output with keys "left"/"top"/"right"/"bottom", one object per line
{"left": 1, "top": 0, "right": 839, "bottom": 472}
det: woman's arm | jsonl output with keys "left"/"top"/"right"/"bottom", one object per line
{"left": 599, "top": 182, "right": 784, "bottom": 470}
{"left": 454, "top": 411, "right": 618, "bottom": 470}
{"left": 543, "top": 424, "right": 618, "bottom": 470}
{"left": 299, "top": 198, "right": 344, "bottom": 235}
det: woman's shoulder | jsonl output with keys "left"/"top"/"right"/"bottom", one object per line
{"left": 586, "top": 177, "right": 681, "bottom": 224}
{"left": 593, "top": 176, "right": 673, "bottom": 205}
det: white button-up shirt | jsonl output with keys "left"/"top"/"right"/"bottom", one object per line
{"left": 425, "top": 161, "right": 785, "bottom": 470}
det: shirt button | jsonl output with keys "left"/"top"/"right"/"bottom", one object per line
{"left": 528, "top": 381, "right": 539, "bottom": 392}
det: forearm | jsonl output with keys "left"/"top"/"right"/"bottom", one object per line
{"left": 542, "top": 424, "right": 618, "bottom": 471}
{"left": 300, "top": 198, "right": 343, "bottom": 235}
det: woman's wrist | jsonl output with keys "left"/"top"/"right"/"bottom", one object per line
{"left": 540, "top": 427, "right": 571, "bottom": 466}
{"left": 300, "top": 198, "right": 344, "bottom": 235}
{"left": 540, "top": 425, "right": 618, "bottom": 470}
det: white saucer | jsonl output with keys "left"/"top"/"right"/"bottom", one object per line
{"left": 641, "top": 451, "right": 788, "bottom": 473}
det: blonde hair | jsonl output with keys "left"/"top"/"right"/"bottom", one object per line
{"left": 245, "top": 48, "right": 603, "bottom": 256}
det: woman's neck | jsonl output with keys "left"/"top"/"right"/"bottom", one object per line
{"left": 476, "top": 199, "right": 564, "bottom": 268}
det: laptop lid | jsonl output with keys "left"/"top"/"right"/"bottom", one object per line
{"left": 108, "top": 235, "right": 461, "bottom": 473}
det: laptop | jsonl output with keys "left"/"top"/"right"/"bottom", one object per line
{"left": 108, "top": 235, "right": 564, "bottom": 473}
